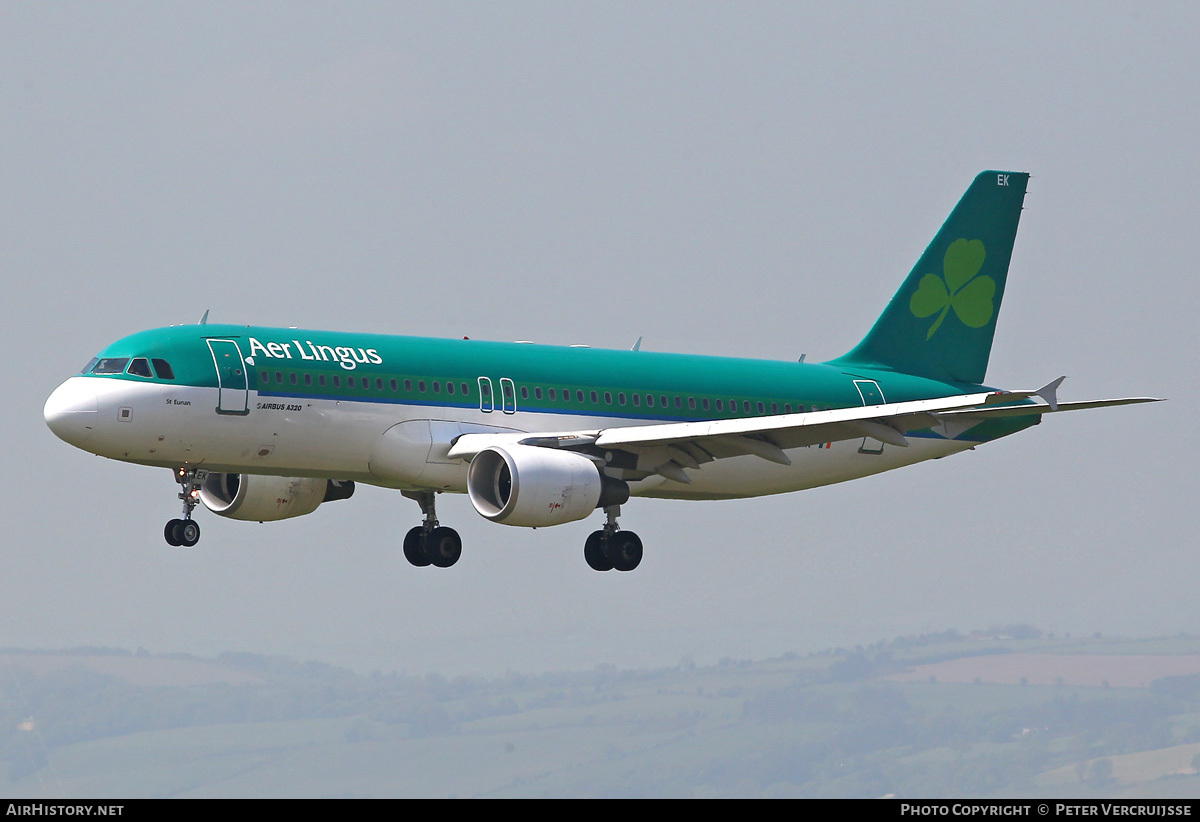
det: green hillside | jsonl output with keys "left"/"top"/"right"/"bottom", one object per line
{"left": 5, "top": 631, "right": 1200, "bottom": 797}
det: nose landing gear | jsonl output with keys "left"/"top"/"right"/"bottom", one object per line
{"left": 164, "top": 467, "right": 206, "bottom": 547}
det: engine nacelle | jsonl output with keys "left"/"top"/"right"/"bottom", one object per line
{"left": 199, "top": 473, "right": 355, "bottom": 522}
{"left": 467, "top": 444, "right": 628, "bottom": 527}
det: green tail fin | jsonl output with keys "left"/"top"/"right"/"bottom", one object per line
{"left": 831, "top": 171, "right": 1029, "bottom": 385}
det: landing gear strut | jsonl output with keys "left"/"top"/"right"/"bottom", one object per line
{"left": 584, "top": 504, "right": 642, "bottom": 572}
{"left": 164, "top": 467, "right": 206, "bottom": 547}
{"left": 401, "top": 490, "right": 462, "bottom": 568}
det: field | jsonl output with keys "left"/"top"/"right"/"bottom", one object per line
{"left": 6, "top": 633, "right": 1200, "bottom": 796}
{"left": 887, "top": 654, "right": 1200, "bottom": 688}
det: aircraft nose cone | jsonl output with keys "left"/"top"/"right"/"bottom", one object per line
{"left": 44, "top": 378, "right": 98, "bottom": 447}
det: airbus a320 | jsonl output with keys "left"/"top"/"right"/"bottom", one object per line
{"left": 44, "top": 171, "right": 1158, "bottom": 571}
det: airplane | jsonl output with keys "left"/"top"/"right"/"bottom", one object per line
{"left": 43, "top": 171, "right": 1158, "bottom": 572}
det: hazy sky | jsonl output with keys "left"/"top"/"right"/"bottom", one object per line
{"left": 2, "top": 2, "right": 1194, "bottom": 676}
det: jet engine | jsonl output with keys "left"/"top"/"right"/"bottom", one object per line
{"left": 199, "top": 473, "right": 355, "bottom": 522}
{"left": 467, "top": 444, "right": 628, "bottom": 527}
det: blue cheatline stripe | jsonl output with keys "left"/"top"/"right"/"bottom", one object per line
{"left": 254, "top": 389, "right": 700, "bottom": 423}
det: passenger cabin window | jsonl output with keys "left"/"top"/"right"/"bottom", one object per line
{"left": 127, "top": 358, "right": 153, "bottom": 378}
{"left": 151, "top": 359, "right": 175, "bottom": 380}
{"left": 91, "top": 358, "right": 129, "bottom": 374}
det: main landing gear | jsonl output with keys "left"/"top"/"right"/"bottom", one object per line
{"left": 401, "top": 490, "right": 462, "bottom": 568}
{"left": 164, "top": 467, "right": 206, "bottom": 547}
{"left": 584, "top": 504, "right": 642, "bottom": 572}
{"left": 395, "top": 494, "right": 641, "bottom": 572}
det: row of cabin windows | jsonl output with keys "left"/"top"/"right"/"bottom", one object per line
{"left": 515, "top": 383, "right": 802, "bottom": 415}
{"left": 258, "top": 369, "right": 813, "bottom": 416}
{"left": 260, "top": 370, "right": 471, "bottom": 396}
{"left": 87, "top": 357, "right": 175, "bottom": 380}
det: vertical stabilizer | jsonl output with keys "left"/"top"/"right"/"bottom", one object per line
{"left": 831, "top": 171, "right": 1029, "bottom": 385}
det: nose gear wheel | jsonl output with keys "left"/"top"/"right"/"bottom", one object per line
{"left": 164, "top": 467, "right": 206, "bottom": 547}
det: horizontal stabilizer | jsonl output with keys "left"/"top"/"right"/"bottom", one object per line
{"left": 936, "top": 396, "right": 1162, "bottom": 420}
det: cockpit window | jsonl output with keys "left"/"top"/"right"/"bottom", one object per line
{"left": 91, "top": 358, "right": 130, "bottom": 374}
{"left": 127, "top": 358, "right": 153, "bottom": 378}
{"left": 80, "top": 358, "right": 99, "bottom": 375}
{"left": 152, "top": 359, "right": 175, "bottom": 380}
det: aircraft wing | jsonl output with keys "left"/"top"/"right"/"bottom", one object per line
{"left": 447, "top": 382, "right": 1159, "bottom": 482}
